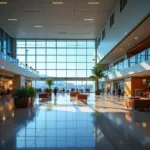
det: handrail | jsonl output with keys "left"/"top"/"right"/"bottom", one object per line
{"left": 0, "top": 51, "right": 39, "bottom": 75}
{"left": 105, "top": 48, "right": 150, "bottom": 75}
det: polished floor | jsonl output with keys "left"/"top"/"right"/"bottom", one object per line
{"left": 0, "top": 94, "right": 150, "bottom": 150}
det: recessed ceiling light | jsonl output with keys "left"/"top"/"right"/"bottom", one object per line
{"left": 35, "top": 25, "right": 43, "bottom": 28}
{"left": 134, "top": 37, "right": 138, "bottom": 40}
{"left": 88, "top": 2, "right": 100, "bottom": 4}
{"left": 52, "top": 2, "right": 63, "bottom": 4}
{"left": 120, "top": 48, "right": 123, "bottom": 51}
{"left": 8, "top": 19, "right": 18, "bottom": 21}
{"left": 148, "top": 28, "right": 150, "bottom": 30}
{"left": 0, "top": 2, "right": 7, "bottom": 4}
{"left": 84, "top": 19, "right": 93, "bottom": 21}
{"left": 128, "top": 44, "right": 130, "bottom": 45}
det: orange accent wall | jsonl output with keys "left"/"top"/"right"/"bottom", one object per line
{"left": 131, "top": 77, "right": 148, "bottom": 96}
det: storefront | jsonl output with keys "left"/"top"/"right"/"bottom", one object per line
{"left": 0, "top": 77, "right": 13, "bottom": 94}
{"left": 114, "top": 80, "right": 124, "bottom": 90}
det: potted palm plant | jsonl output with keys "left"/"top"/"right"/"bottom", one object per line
{"left": 45, "top": 78, "right": 54, "bottom": 96}
{"left": 13, "top": 87, "right": 31, "bottom": 108}
{"left": 89, "top": 65, "right": 105, "bottom": 95}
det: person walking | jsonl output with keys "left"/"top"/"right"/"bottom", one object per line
{"left": 54, "top": 87, "right": 58, "bottom": 97}
{"left": 118, "top": 88, "right": 121, "bottom": 98}
{"left": 113, "top": 89, "right": 115, "bottom": 95}
{"left": 121, "top": 88, "right": 124, "bottom": 96}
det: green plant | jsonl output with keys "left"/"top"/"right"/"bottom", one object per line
{"left": 98, "top": 89, "right": 102, "bottom": 92}
{"left": 13, "top": 87, "right": 36, "bottom": 98}
{"left": 44, "top": 88, "right": 52, "bottom": 92}
{"left": 45, "top": 78, "right": 54, "bottom": 89}
{"left": 89, "top": 65, "right": 105, "bottom": 91}
{"left": 13, "top": 87, "right": 30, "bottom": 98}
{"left": 28, "top": 87, "right": 36, "bottom": 97}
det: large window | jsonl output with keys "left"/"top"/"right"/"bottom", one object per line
{"left": 0, "top": 28, "right": 13, "bottom": 56}
{"left": 120, "top": 0, "right": 127, "bottom": 12}
{"left": 110, "top": 13, "right": 115, "bottom": 28}
{"left": 32, "top": 80, "right": 95, "bottom": 93}
{"left": 16, "top": 40, "right": 95, "bottom": 78}
{"left": 102, "top": 29, "right": 105, "bottom": 40}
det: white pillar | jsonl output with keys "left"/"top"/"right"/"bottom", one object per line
{"left": 110, "top": 81, "right": 114, "bottom": 95}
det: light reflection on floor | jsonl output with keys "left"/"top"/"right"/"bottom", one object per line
{"left": 0, "top": 94, "right": 150, "bottom": 150}
{"left": 37, "top": 93, "right": 128, "bottom": 113}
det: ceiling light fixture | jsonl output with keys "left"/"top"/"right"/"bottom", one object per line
{"left": 88, "top": 2, "right": 100, "bottom": 4}
{"left": 120, "top": 48, "right": 123, "bottom": 51}
{"left": 128, "top": 44, "right": 130, "bottom": 45}
{"left": 35, "top": 25, "right": 43, "bottom": 28}
{"left": 84, "top": 19, "right": 93, "bottom": 21}
{"left": 8, "top": 19, "right": 18, "bottom": 21}
{"left": 0, "top": 2, "right": 7, "bottom": 4}
{"left": 134, "top": 37, "right": 138, "bottom": 40}
{"left": 52, "top": 2, "right": 63, "bottom": 4}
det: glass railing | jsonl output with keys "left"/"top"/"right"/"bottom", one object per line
{"left": 105, "top": 48, "right": 150, "bottom": 76}
{"left": 0, "top": 51, "right": 39, "bottom": 75}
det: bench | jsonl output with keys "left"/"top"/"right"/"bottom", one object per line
{"left": 70, "top": 92, "right": 79, "bottom": 97}
{"left": 77, "top": 94, "right": 88, "bottom": 100}
{"left": 76, "top": 94, "right": 88, "bottom": 106}
{"left": 39, "top": 93, "right": 49, "bottom": 99}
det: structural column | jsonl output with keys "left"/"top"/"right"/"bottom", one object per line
{"left": 95, "top": 40, "right": 98, "bottom": 92}
{"left": 13, "top": 75, "right": 25, "bottom": 88}
{"left": 110, "top": 81, "right": 114, "bottom": 95}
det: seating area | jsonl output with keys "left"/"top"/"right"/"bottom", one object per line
{"left": 125, "top": 97, "right": 150, "bottom": 110}
{"left": 70, "top": 92, "right": 88, "bottom": 106}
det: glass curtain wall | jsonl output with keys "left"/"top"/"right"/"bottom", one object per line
{"left": 0, "top": 28, "right": 13, "bottom": 56}
{"left": 32, "top": 80, "right": 95, "bottom": 93}
{"left": 17, "top": 40, "right": 95, "bottom": 92}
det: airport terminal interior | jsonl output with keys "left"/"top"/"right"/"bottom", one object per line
{"left": 0, "top": 0, "right": 150, "bottom": 149}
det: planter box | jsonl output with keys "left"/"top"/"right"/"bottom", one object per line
{"left": 45, "top": 92, "right": 52, "bottom": 97}
{"left": 31, "top": 97, "right": 35, "bottom": 105}
{"left": 95, "top": 91, "right": 101, "bottom": 95}
{"left": 14, "top": 97, "right": 31, "bottom": 108}
{"left": 39, "top": 93, "right": 49, "bottom": 99}
{"left": 77, "top": 94, "right": 88, "bottom": 100}
{"left": 70, "top": 92, "right": 79, "bottom": 97}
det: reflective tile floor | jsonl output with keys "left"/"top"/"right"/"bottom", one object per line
{"left": 0, "top": 94, "right": 150, "bottom": 150}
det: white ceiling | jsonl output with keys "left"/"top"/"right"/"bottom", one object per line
{"left": 99, "top": 15, "right": 150, "bottom": 65}
{"left": 0, "top": 0, "right": 117, "bottom": 39}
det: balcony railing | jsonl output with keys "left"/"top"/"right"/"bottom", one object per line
{"left": 0, "top": 51, "right": 39, "bottom": 75}
{"left": 105, "top": 48, "right": 150, "bottom": 76}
